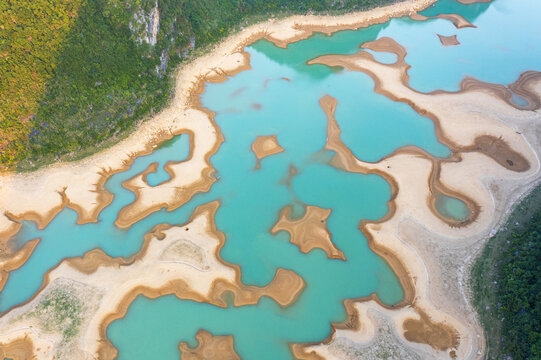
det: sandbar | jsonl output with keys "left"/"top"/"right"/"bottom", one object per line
{"left": 271, "top": 205, "right": 345, "bottom": 260}
{"left": 437, "top": 34, "right": 460, "bottom": 46}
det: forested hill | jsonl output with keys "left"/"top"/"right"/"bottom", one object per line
{"left": 0, "top": 0, "right": 390, "bottom": 171}
{"left": 471, "top": 186, "right": 541, "bottom": 359}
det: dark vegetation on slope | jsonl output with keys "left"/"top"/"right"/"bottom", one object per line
{"left": 471, "top": 185, "right": 541, "bottom": 360}
{"left": 0, "top": 0, "right": 392, "bottom": 171}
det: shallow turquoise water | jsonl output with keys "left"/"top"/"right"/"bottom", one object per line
{"left": 2, "top": 0, "right": 540, "bottom": 358}
{"left": 390, "top": 0, "right": 541, "bottom": 92}
{"left": 435, "top": 194, "right": 470, "bottom": 222}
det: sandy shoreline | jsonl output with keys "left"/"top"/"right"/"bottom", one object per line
{"left": 1, "top": 0, "right": 541, "bottom": 359}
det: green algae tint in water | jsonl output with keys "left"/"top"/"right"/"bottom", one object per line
{"left": 435, "top": 194, "right": 470, "bottom": 222}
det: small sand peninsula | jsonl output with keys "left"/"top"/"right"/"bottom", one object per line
{"left": 179, "top": 330, "right": 240, "bottom": 360}
{"left": 410, "top": 12, "right": 476, "bottom": 29}
{"left": 271, "top": 205, "right": 345, "bottom": 260}
{"left": 460, "top": 71, "right": 541, "bottom": 111}
{"left": 1, "top": 0, "right": 540, "bottom": 359}
{"left": 437, "top": 34, "right": 460, "bottom": 46}
{"left": 251, "top": 135, "right": 284, "bottom": 169}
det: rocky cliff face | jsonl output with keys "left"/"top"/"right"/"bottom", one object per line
{"left": 156, "top": 50, "right": 169, "bottom": 78}
{"left": 130, "top": 0, "right": 160, "bottom": 46}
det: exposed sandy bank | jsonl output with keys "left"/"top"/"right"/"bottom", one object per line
{"left": 410, "top": 12, "right": 476, "bottom": 29}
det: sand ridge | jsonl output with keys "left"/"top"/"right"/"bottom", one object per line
{"left": 0, "top": 238, "right": 40, "bottom": 294}
{"left": 459, "top": 72, "right": 541, "bottom": 111}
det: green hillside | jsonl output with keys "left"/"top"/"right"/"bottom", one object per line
{"left": 0, "top": 0, "right": 389, "bottom": 171}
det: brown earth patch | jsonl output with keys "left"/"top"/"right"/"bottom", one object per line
{"left": 465, "top": 135, "right": 530, "bottom": 172}
{"left": 403, "top": 309, "right": 460, "bottom": 351}
{"left": 0, "top": 336, "right": 35, "bottom": 360}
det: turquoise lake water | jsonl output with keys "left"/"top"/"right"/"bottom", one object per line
{"left": 1, "top": 0, "right": 540, "bottom": 358}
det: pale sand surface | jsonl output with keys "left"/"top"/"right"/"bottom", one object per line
{"left": 4, "top": 0, "right": 541, "bottom": 359}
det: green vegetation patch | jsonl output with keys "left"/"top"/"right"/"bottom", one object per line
{"left": 0, "top": 0, "right": 83, "bottom": 167}
{"left": 27, "top": 286, "right": 84, "bottom": 341}
{"left": 2, "top": 0, "right": 393, "bottom": 171}
{"left": 471, "top": 185, "right": 541, "bottom": 359}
